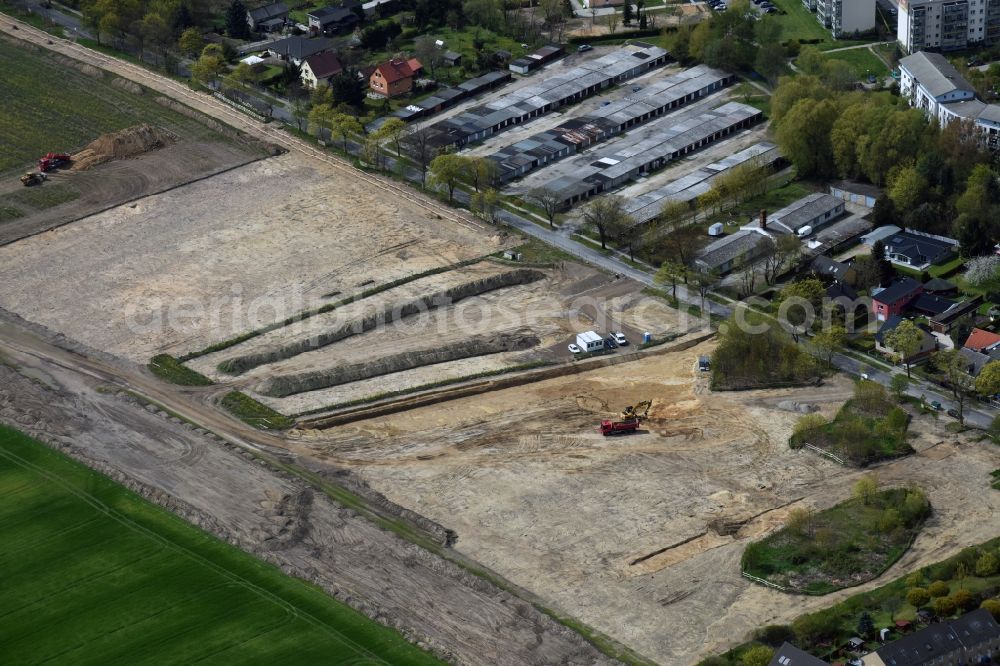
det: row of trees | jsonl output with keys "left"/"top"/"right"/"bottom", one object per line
{"left": 771, "top": 74, "right": 999, "bottom": 248}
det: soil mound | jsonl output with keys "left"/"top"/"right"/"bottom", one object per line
{"left": 72, "top": 124, "right": 173, "bottom": 171}
{"left": 258, "top": 331, "right": 540, "bottom": 397}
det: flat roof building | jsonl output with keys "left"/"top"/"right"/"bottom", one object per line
{"left": 740, "top": 193, "right": 845, "bottom": 237}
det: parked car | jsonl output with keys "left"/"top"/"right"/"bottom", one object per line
{"left": 578, "top": 44, "right": 593, "bottom": 52}
{"left": 604, "top": 337, "right": 618, "bottom": 350}
{"left": 568, "top": 343, "right": 582, "bottom": 354}
{"left": 947, "top": 408, "right": 961, "bottom": 418}
{"left": 613, "top": 332, "right": 628, "bottom": 345}
{"left": 930, "top": 400, "right": 942, "bottom": 411}
{"left": 968, "top": 56, "right": 984, "bottom": 67}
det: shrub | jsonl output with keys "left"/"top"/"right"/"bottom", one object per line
{"left": 754, "top": 625, "right": 795, "bottom": 647}
{"left": 928, "top": 581, "right": 950, "bottom": 598}
{"left": 905, "top": 572, "right": 924, "bottom": 587}
{"left": 906, "top": 587, "right": 930, "bottom": 607}
{"left": 932, "top": 595, "right": 957, "bottom": 617}
{"left": 982, "top": 598, "right": 1000, "bottom": 620}
{"left": 951, "top": 589, "right": 977, "bottom": 612}
{"left": 977, "top": 551, "right": 1000, "bottom": 577}
{"left": 741, "top": 645, "right": 774, "bottom": 666}
{"left": 791, "top": 413, "right": 827, "bottom": 447}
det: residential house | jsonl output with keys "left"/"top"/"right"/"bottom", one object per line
{"left": 872, "top": 277, "right": 923, "bottom": 322}
{"left": 829, "top": 180, "right": 880, "bottom": 208}
{"left": 811, "top": 255, "right": 857, "bottom": 286}
{"left": 866, "top": 608, "right": 1000, "bottom": 666}
{"left": 964, "top": 327, "right": 1000, "bottom": 352}
{"left": 929, "top": 295, "right": 982, "bottom": 333}
{"left": 899, "top": 51, "right": 1000, "bottom": 148}
{"left": 307, "top": 6, "right": 359, "bottom": 34}
{"left": 882, "top": 229, "right": 958, "bottom": 270}
{"left": 247, "top": 1, "right": 288, "bottom": 32}
{"left": 875, "top": 314, "right": 938, "bottom": 359}
{"left": 909, "top": 293, "right": 957, "bottom": 317}
{"left": 267, "top": 36, "right": 336, "bottom": 66}
{"left": 768, "top": 642, "right": 829, "bottom": 665}
{"left": 693, "top": 229, "right": 774, "bottom": 275}
{"left": 300, "top": 51, "right": 343, "bottom": 89}
{"left": 369, "top": 58, "right": 422, "bottom": 98}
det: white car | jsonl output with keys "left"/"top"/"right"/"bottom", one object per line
{"left": 613, "top": 332, "right": 628, "bottom": 345}
{"left": 568, "top": 343, "right": 582, "bottom": 354}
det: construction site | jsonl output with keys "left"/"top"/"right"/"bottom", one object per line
{"left": 3, "top": 17, "right": 1000, "bottom": 666}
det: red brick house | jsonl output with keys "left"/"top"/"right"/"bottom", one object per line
{"left": 871, "top": 277, "right": 922, "bottom": 322}
{"left": 369, "top": 57, "right": 423, "bottom": 98}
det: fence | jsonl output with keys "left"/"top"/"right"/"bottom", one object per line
{"left": 803, "top": 443, "right": 848, "bottom": 466}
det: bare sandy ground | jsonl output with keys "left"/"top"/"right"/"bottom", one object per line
{"left": 0, "top": 152, "right": 504, "bottom": 363}
{"left": 0, "top": 328, "right": 613, "bottom": 666}
{"left": 293, "top": 342, "right": 1000, "bottom": 664}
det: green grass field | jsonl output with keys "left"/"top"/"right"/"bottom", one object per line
{"left": 0, "top": 424, "right": 441, "bottom": 665}
{"left": 0, "top": 36, "right": 227, "bottom": 174}
{"left": 808, "top": 46, "right": 890, "bottom": 77}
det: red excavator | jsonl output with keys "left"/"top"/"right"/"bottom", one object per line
{"left": 599, "top": 400, "right": 652, "bottom": 436}
{"left": 38, "top": 152, "right": 71, "bottom": 172}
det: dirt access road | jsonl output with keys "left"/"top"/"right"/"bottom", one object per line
{"left": 0, "top": 309, "right": 616, "bottom": 666}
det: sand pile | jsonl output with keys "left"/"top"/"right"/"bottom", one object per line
{"left": 72, "top": 124, "right": 173, "bottom": 171}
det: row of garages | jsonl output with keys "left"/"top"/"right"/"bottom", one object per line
{"left": 544, "top": 102, "right": 764, "bottom": 209}
{"left": 623, "top": 141, "right": 782, "bottom": 224}
{"left": 418, "top": 43, "right": 670, "bottom": 152}
{"left": 489, "top": 65, "right": 735, "bottom": 184}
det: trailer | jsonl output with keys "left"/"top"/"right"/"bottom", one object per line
{"left": 600, "top": 418, "right": 639, "bottom": 436}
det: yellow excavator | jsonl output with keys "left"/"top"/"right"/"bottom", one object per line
{"left": 621, "top": 400, "right": 652, "bottom": 421}
{"left": 20, "top": 172, "right": 46, "bottom": 187}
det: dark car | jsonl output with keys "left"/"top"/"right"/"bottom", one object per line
{"left": 604, "top": 337, "right": 618, "bottom": 350}
{"left": 947, "top": 408, "right": 961, "bottom": 418}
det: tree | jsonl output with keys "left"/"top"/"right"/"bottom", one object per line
{"left": 177, "top": 27, "right": 204, "bottom": 57}
{"left": 414, "top": 35, "right": 444, "bottom": 78}
{"left": 778, "top": 277, "right": 825, "bottom": 341}
{"left": 329, "top": 69, "right": 365, "bottom": 109}
{"left": 471, "top": 187, "right": 499, "bottom": 222}
{"left": 428, "top": 153, "right": 467, "bottom": 202}
{"left": 374, "top": 117, "right": 407, "bottom": 157}
{"left": 290, "top": 95, "right": 310, "bottom": 132}
{"left": 581, "top": 196, "right": 629, "bottom": 250}
{"left": 741, "top": 645, "right": 774, "bottom": 666}
{"left": 225, "top": 61, "right": 258, "bottom": 91}
{"left": 870, "top": 239, "right": 894, "bottom": 286}
{"left": 330, "top": 113, "right": 362, "bottom": 152}
{"left": 976, "top": 551, "right": 1000, "bottom": 577}
{"left": 786, "top": 507, "right": 815, "bottom": 536}
{"left": 688, "top": 267, "right": 720, "bottom": 315}
{"left": 907, "top": 587, "right": 931, "bottom": 607}
{"left": 884, "top": 320, "right": 924, "bottom": 378}
{"left": 604, "top": 11, "right": 620, "bottom": 34}
{"left": 976, "top": 361, "right": 1000, "bottom": 399}
{"left": 889, "top": 166, "right": 928, "bottom": 215}
{"left": 928, "top": 580, "right": 950, "bottom": 597}
{"left": 755, "top": 42, "right": 786, "bottom": 85}
{"left": 965, "top": 255, "right": 1000, "bottom": 292}
{"left": 933, "top": 349, "right": 975, "bottom": 424}
{"left": 774, "top": 98, "right": 839, "bottom": 178}
{"left": 853, "top": 472, "right": 879, "bottom": 505}
{"left": 655, "top": 261, "right": 686, "bottom": 301}
{"left": 402, "top": 127, "right": 435, "bottom": 186}
{"left": 932, "top": 595, "right": 957, "bottom": 617}
{"left": 526, "top": 187, "right": 562, "bottom": 227}
{"left": 191, "top": 44, "right": 227, "bottom": 87}
{"left": 858, "top": 611, "right": 875, "bottom": 638}
{"left": 623, "top": 0, "right": 633, "bottom": 24}
{"left": 890, "top": 374, "right": 910, "bottom": 401}
{"left": 469, "top": 157, "right": 497, "bottom": 192}
{"left": 951, "top": 589, "right": 977, "bottom": 612}
{"left": 813, "top": 325, "right": 846, "bottom": 367}
{"left": 225, "top": 0, "right": 251, "bottom": 39}
{"left": 308, "top": 104, "right": 336, "bottom": 140}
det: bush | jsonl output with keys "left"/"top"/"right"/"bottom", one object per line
{"left": 754, "top": 625, "right": 795, "bottom": 647}
{"left": 932, "top": 595, "right": 957, "bottom": 617}
{"left": 791, "top": 413, "right": 827, "bottom": 448}
{"left": 982, "top": 598, "right": 1000, "bottom": 620}
{"left": 928, "top": 580, "right": 950, "bottom": 598}
{"left": 741, "top": 644, "right": 774, "bottom": 666}
{"left": 906, "top": 587, "right": 930, "bottom": 607}
{"left": 951, "top": 588, "right": 977, "bottom": 612}
{"left": 976, "top": 551, "right": 1000, "bottom": 577}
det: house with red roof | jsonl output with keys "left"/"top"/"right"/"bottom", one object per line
{"left": 369, "top": 57, "right": 423, "bottom": 98}
{"left": 963, "top": 327, "right": 1000, "bottom": 353}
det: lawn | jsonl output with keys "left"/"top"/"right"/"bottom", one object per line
{"left": 770, "top": 0, "right": 841, "bottom": 45}
{"left": 809, "top": 46, "right": 890, "bottom": 77}
{"left": 5, "top": 182, "right": 80, "bottom": 210}
{"left": 742, "top": 486, "right": 930, "bottom": 595}
{"left": 0, "top": 35, "right": 231, "bottom": 174}
{"left": 0, "top": 424, "right": 441, "bottom": 665}
{"left": 791, "top": 380, "right": 913, "bottom": 465}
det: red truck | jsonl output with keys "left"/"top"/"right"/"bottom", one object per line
{"left": 38, "top": 152, "right": 71, "bottom": 172}
{"left": 600, "top": 418, "right": 640, "bottom": 436}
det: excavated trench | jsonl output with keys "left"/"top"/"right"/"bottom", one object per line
{"left": 257, "top": 331, "right": 540, "bottom": 397}
{"left": 218, "top": 268, "right": 546, "bottom": 375}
